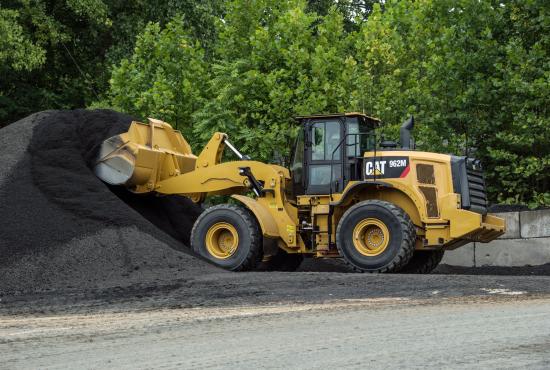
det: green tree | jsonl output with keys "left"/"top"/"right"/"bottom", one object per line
{"left": 307, "top": 0, "right": 382, "bottom": 31}
{"left": 193, "top": 0, "right": 359, "bottom": 162}
{"left": 109, "top": 18, "right": 208, "bottom": 139}
{"left": 0, "top": 0, "right": 111, "bottom": 125}
{"left": 0, "top": 0, "right": 223, "bottom": 127}
{"left": 487, "top": 0, "right": 550, "bottom": 206}
{"left": 354, "top": 0, "right": 549, "bottom": 206}
{"left": 0, "top": 8, "right": 46, "bottom": 71}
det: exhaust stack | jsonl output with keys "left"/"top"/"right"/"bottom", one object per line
{"left": 400, "top": 116, "right": 414, "bottom": 149}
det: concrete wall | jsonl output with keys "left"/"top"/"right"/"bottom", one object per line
{"left": 442, "top": 209, "right": 550, "bottom": 267}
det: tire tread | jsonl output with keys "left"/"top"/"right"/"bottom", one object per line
{"left": 336, "top": 200, "right": 416, "bottom": 273}
{"left": 191, "top": 204, "right": 262, "bottom": 271}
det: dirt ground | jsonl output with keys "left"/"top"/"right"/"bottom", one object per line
{"left": 3, "top": 273, "right": 550, "bottom": 369}
{"left": 3, "top": 269, "right": 550, "bottom": 316}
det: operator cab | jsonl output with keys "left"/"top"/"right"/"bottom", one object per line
{"left": 290, "top": 112, "right": 380, "bottom": 196}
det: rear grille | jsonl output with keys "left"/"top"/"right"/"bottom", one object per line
{"left": 465, "top": 159, "right": 488, "bottom": 214}
{"left": 451, "top": 156, "right": 488, "bottom": 215}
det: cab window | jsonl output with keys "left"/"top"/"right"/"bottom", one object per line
{"left": 311, "top": 120, "right": 341, "bottom": 161}
{"left": 346, "top": 118, "right": 375, "bottom": 157}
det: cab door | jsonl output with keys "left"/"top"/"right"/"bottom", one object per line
{"left": 304, "top": 119, "right": 344, "bottom": 195}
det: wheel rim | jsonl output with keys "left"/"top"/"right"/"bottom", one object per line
{"left": 352, "top": 218, "right": 390, "bottom": 256}
{"left": 205, "top": 222, "right": 239, "bottom": 259}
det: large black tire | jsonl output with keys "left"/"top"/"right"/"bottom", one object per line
{"left": 191, "top": 204, "right": 263, "bottom": 271}
{"left": 336, "top": 200, "right": 416, "bottom": 273}
{"left": 397, "top": 250, "right": 444, "bottom": 274}
{"left": 258, "top": 248, "right": 304, "bottom": 271}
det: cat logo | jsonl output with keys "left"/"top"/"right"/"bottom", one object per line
{"left": 365, "top": 161, "right": 386, "bottom": 176}
{"left": 365, "top": 156, "right": 410, "bottom": 179}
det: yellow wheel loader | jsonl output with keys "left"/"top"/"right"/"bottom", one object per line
{"left": 95, "top": 113, "right": 505, "bottom": 273}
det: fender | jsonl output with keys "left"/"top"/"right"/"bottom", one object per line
{"left": 331, "top": 180, "right": 422, "bottom": 226}
{"left": 330, "top": 181, "right": 393, "bottom": 207}
{"left": 231, "top": 195, "right": 279, "bottom": 238}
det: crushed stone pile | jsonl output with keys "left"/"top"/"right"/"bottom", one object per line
{"left": 0, "top": 110, "right": 221, "bottom": 295}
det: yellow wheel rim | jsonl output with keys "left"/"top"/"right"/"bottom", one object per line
{"left": 352, "top": 218, "right": 390, "bottom": 256}
{"left": 205, "top": 222, "right": 239, "bottom": 259}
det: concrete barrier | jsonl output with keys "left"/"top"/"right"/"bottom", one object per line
{"left": 442, "top": 209, "right": 550, "bottom": 267}
{"left": 521, "top": 210, "right": 550, "bottom": 238}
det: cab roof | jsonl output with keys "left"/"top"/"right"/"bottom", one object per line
{"left": 294, "top": 112, "right": 381, "bottom": 127}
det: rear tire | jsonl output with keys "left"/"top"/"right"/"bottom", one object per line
{"left": 191, "top": 204, "right": 262, "bottom": 271}
{"left": 397, "top": 250, "right": 444, "bottom": 274}
{"left": 336, "top": 200, "right": 415, "bottom": 273}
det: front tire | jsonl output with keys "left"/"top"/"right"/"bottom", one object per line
{"left": 191, "top": 204, "right": 263, "bottom": 271}
{"left": 336, "top": 200, "right": 416, "bottom": 273}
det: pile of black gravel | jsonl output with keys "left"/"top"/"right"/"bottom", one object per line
{"left": 0, "top": 110, "right": 219, "bottom": 295}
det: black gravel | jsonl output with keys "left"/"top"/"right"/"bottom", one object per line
{"left": 434, "top": 264, "right": 550, "bottom": 276}
{"left": 28, "top": 109, "right": 202, "bottom": 250}
{"left": 0, "top": 110, "right": 216, "bottom": 295}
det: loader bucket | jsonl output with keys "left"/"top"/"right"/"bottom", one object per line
{"left": 94, "top": 134, "right": 135, "bottom": 185}
{"left": 94, "top": 118, "right": 197, "bottom": 193}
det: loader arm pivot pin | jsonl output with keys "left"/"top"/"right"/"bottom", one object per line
{"left": 238, "top": 167, "right": 264, "bottom": 197}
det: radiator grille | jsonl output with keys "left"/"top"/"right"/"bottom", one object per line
{"left": 451, "top": 156, "right": 488, "bottom": 215}
{"left": 465, "top": 160, "right": 488, "bottom": 214}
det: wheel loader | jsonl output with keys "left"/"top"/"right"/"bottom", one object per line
{"left": 95, "top": 113, "right": 505, "bottom": 273}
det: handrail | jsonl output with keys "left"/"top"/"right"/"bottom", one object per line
{"left": 329, "top": 132, "right": 377, "bottom": 201}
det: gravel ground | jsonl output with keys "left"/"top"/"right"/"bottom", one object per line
{"left": 300, "top": 257, "right": 550, "bottom": 276}
{"left": 3, "top": 269, "right": 550, "bottom": 317}
{"left": 3, "top": 274, "right": 550, "bottom": 369}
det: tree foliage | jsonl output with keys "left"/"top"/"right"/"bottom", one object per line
{"left": 354, "top": 0, "right": 550, "bottom": 206}
{"left": 0, "top": 0, "right": 222, "bottom": 127}
{"left": 0, "top": 8, "right": 46, "bottom": 71}
{"left": 110, "top": 18, "right": 208, "bottom": 139}
{"left": 193, "top": 0, "right": 360, "bottom": 160}
{"left": 0, "top": 0, "right": 110, "bottom": 124}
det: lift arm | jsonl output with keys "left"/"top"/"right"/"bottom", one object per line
{"left": 94, "top": 118, "right": 301, "bottom": 247}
